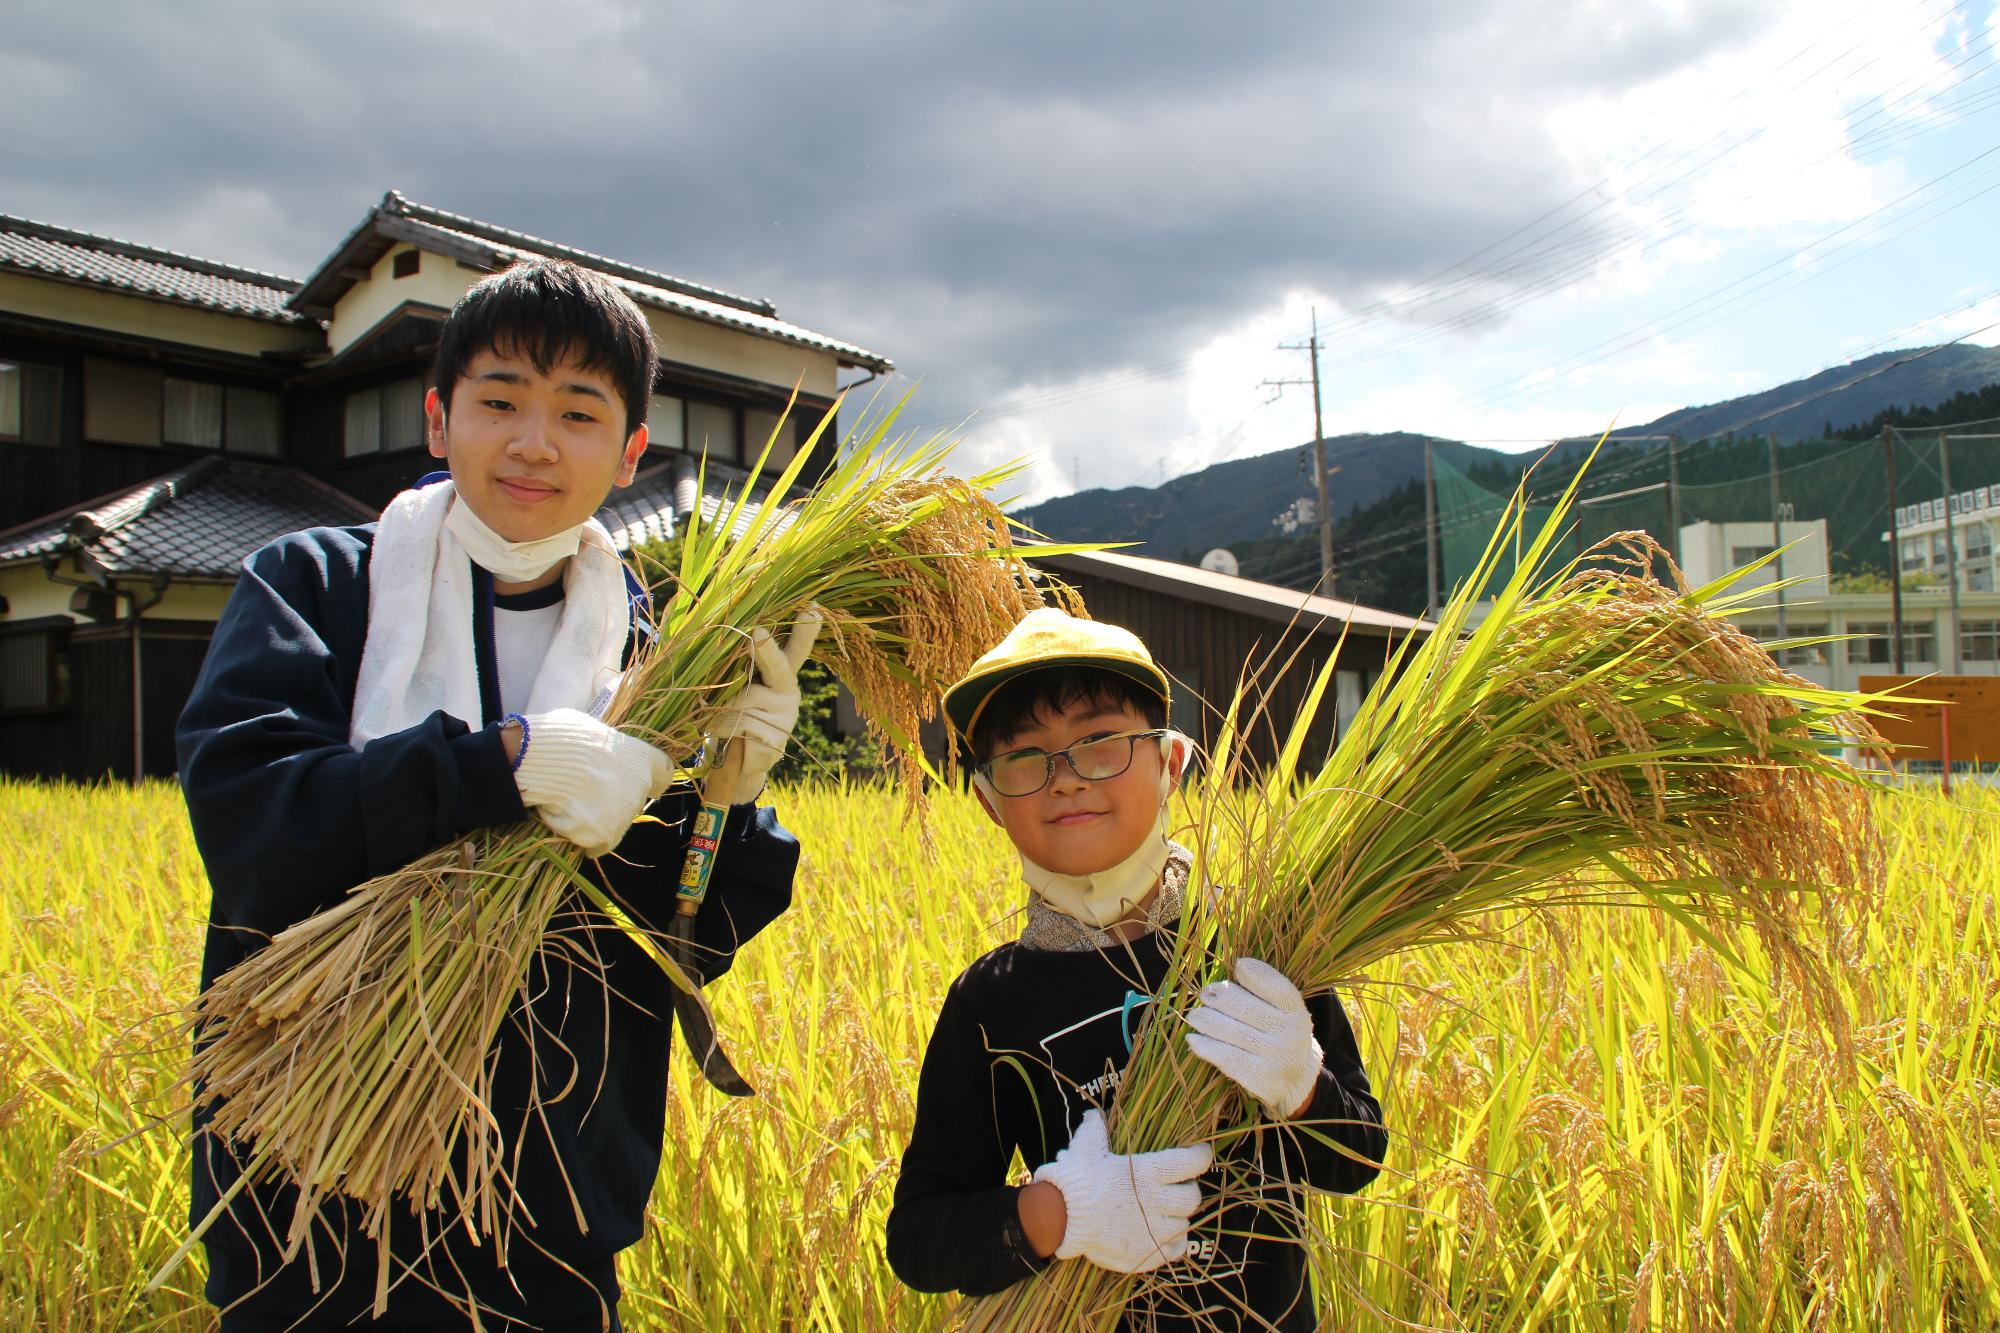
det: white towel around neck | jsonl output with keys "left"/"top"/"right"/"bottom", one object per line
{"left": 349, "top": 479, "right": 631, "bottom": 749}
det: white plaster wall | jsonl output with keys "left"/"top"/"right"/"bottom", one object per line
{"left": 0, "top": 271, "right": 321, "bottom": 359}
{"left": 325, "top": 247, "right": 470, "bottom": 357}
{"left": 652, "top": 315, "right": 841, "bottom": 397}
{"left": 0, "top": 569, "right": 235, "bottom": 625}
{"left": 324, "top": 245, "right": 845, "bottom": 397}
{"left": 144, "top": 581, "right": 234, "bottom": 620}
{"left": 0, "top": 567, "right": 74, "bottom": 621}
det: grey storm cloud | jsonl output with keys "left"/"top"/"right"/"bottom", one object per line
{"left": 3, "top": 0, "right": 1774, "bottom": 433}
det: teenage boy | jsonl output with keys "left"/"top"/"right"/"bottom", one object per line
{"left": 886, "top": 609, "right": 1387, "bottom": 1331}
{"left": 178, "top": 258, "right": 813, "bottom": 1331}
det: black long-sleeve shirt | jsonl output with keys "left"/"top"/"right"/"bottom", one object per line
{"left": 886, "top": 925, "right": 1386, "bottom": 1332}
{"left": 178, "top": 523, "right": 798, "bottom": 1331}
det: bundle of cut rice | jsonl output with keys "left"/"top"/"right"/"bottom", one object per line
{"left": 958, "top": 457, "right": 1889, "bottom": 1331}
{"left": 170, "top": 404, "right": 1075, "bottom": 1305}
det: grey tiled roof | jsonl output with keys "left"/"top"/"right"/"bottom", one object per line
{"left": 0, "top": 458, "right": 374, "bottom": 579}
{"left": 388, "top": 194, "right": 775, "bottom": 317}
{"left": 0, "top": 215, "right": 312, "bottom": 325}
{"left": 296, "top": 192, "right": 892, "bottom": 372}
{"left": 595, "top": 454, "right": 795, "bottom": 553}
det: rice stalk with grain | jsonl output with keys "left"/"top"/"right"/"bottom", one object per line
{"left": 957, "top": 452, "right": 1897, "bottom": 1331}
{"left": 170, "top": 401, "right": 1073, "bottom": 1307}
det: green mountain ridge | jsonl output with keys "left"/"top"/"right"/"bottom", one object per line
{"left": 1017, "top": 342, "right": 2000, "bottom": 612}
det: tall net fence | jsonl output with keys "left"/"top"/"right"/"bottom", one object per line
{"left": 1433, "top": 428, "right": 2000, "bottom": 603}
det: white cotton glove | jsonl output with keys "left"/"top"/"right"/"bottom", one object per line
{"left": 701, "top": 609, "right": 822, "bottom": 807}
{"left": 1185, "top": 957, "right": 1324, "bottom": 1121}
{"left": 1029, "top": 1109, "right": 1213, "bottom": 1274}
{"left": 514, "top": 707, "right": 675, "bottom": 857}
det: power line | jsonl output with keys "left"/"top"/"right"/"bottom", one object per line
{"left": 1449, "top": 142, "right": 2000, "bottom": 415}
{"left": 906, "top": 4, "right": 1970, "bottom": 439}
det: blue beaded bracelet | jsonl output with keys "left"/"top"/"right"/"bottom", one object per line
{"left": 505, "top": 712, "right": 530, "bottom": 772}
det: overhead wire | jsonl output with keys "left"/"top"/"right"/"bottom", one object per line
{"left": 904, "top": 1, "right": 1965, "bottom": 439}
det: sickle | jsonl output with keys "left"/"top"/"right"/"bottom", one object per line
{"left": 670, "top": 797, "right": 755, "bottom": 1097}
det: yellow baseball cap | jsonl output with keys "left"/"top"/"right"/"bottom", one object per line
{"left": 942, "top": 607, "right": 1171, "bottom": 749}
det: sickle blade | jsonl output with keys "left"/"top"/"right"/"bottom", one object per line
{"left": 668, "top": 921, "right": 754, "bottom": 1097}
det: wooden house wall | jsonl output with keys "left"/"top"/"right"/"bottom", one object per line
{"left": 287, "top": 372, "right": 439, "bottom": 514}
{"left": 0, "top": 619, "right": 215, "bottom": 781}
{"left": 2, "top": 331, "right": 257, "bottom": 530}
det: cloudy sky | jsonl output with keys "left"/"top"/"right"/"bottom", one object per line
{"left": 5, "top": 0, "right": 1997, "bottom": 503}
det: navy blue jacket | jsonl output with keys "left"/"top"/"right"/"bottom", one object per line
{"left": 178, "top": 524, "right": 798, "bottom": 1330}
{"left": 886, "top": 926, "right": 1385, "bottom": 1331}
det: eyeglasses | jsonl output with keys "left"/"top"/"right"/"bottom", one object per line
{"left": 977, "top": 729, "right": 1170, "bottom": 798}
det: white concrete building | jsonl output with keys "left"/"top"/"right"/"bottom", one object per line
{"left": 1893, "top": 485, "right": 2000, "bottom": 593}
{"left": 1679, "top": 518, "right": 2000, "bottom": 690}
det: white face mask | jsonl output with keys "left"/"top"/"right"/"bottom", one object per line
{"left": 975, "top": 732, "right": 1187, "bottom": 929}
{"left": 443, "top": 488, "right": 583, "bottom": 584}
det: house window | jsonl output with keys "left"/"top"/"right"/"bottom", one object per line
{"left": 687, "top": 400, "right": 739, "bottom": 465}
{"left": 649, "top": 394, "right": 686, "bottom": 453}
{"left": 1783, "top": 627, "right": 1826, "bottom": 668}
{"left": 1740, "top": 624, "right": 1823, "bottom": 668}
{"left": 392, "top": 249, "right": 421, "bottom": 279}
{"left": 1730, "top": 544, "right": 1774, "bottom": 567}
{"left": 1964, "top": 524, "right": 1993, "bottom": 562}
{"left": 0, "top": 619, "right": 69, "bottom": 714}
{"left": 1963, "top": 620, "right": 2000, "bottom": 662}
{"left": 1901, "top": 539, "right": 1926, "bottom": 572}
{"left": 648, "top": 393, "right": 742, "bottom": 465}
{"left": 1901, "top": 622, "right": 1936, "bottom": 663}
{"left": 226, "top": 387, "right": 282, "bottom": 457}
{"left": 744, "top": 406, "right": 792, "bottom": 468}
{"left": 344, "top": 376, "right": 427, "bottom": 457}
{"left": 0, "top": 361, "right": 61, "bottom": 445}
{"left": 1845, "top": 623, "right": 1892, "bottom": 665}
{"left": 84, "top": 359, "right": 278, "bottom": 455}
{"left": 85, "top": 357, "right": 163, "bottom": 445}
{"left": 165, "top": 377, "right": 223, "bottom": 449}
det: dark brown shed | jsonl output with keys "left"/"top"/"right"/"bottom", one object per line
{"left": 1031, "top": 549, "right": 1433, "bottom": 768}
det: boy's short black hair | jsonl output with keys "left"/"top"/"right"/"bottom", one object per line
{"left": 969, "top": 665, "right": 1168, "bottom": 759}
{"left": 432, "top": 258, "right": 658, "bottom": 437}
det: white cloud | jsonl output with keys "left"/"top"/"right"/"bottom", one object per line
{"left": 4, "top": 0, "right": 1988, "bottom": 509}
{"left": 1896, "top": 289, "right": 2000, "bottom": 346}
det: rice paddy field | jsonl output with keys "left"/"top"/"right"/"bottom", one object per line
{"left": 2, "top": 775, "right": 1996, "bottom": 1331}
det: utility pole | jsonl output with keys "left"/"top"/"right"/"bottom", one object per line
{"left": 1424, "top": 437, "right": 1439, "bottom": 616}
{"left": 1943, "top": 433, "right": 1962, "bottom": 673}
{"left": 1665, "top": 435, "right": 1681, "bottom": 568}
{"left": 1266, "top": 307, "right": 1335, "bottom": 594}
{"left": 1886, "top": 425, "right": 1904, "bottom": 673}
{"left": 1768, "top": 434, "right": 1786, "bottom": 638}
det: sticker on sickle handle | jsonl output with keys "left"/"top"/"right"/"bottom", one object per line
{"left": 678, "top": 847, "right": 715, "bottom": 894}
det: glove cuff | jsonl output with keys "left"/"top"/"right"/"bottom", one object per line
{"left": 516, "top": 708, "right": 673, "bottom": 809}
{"left": 1030, "top": 1159, "right": 1105, "bottom": 1261}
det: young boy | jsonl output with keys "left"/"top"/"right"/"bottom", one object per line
{"left": 886, "top": 609, "right": 1386, "bottom": 1331}
{"left": 178, "top": 258, "right": 814, "bottom": 1331}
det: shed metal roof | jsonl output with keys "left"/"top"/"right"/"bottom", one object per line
{"left": 1036, "top": 548, "right": 1433, "bottom": 637}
